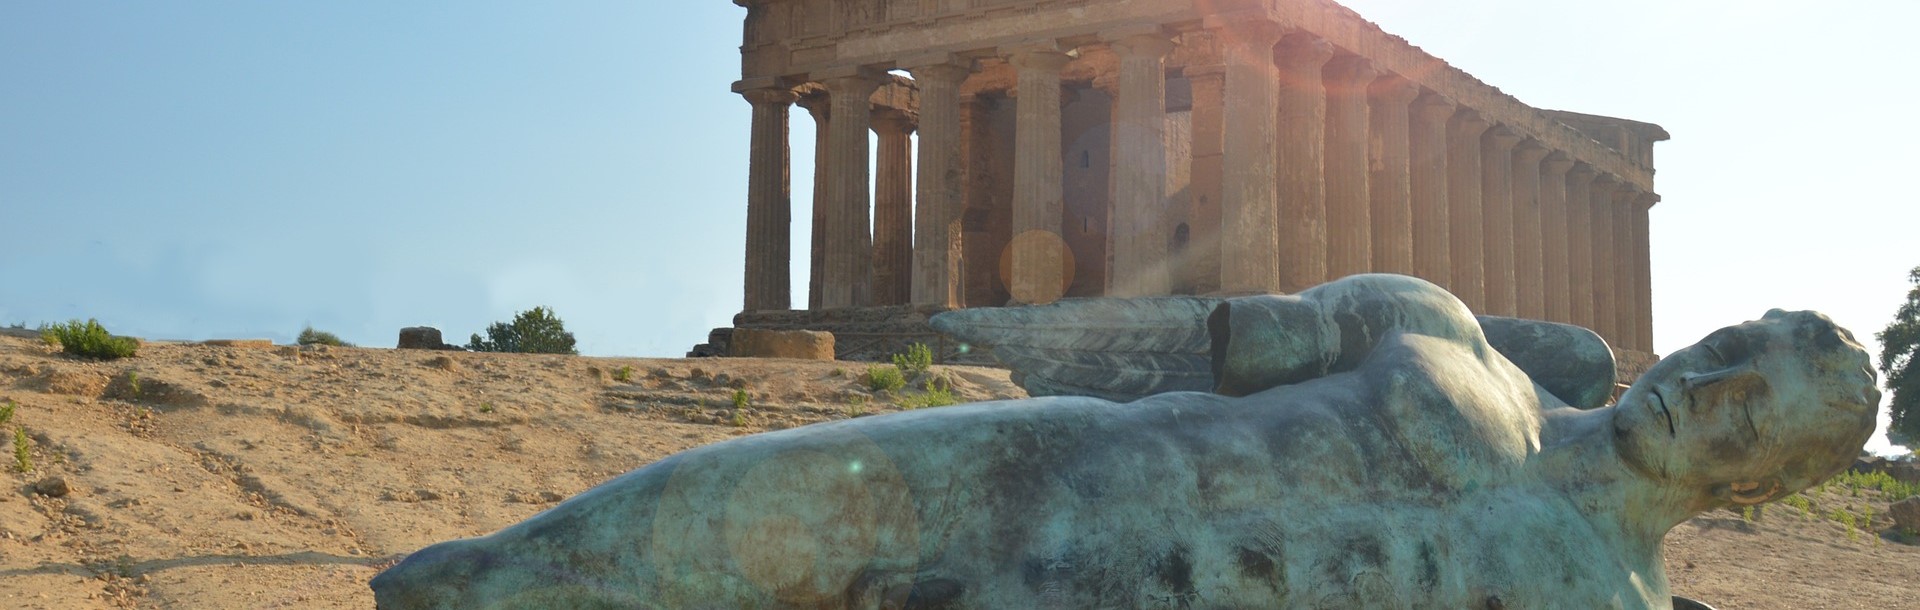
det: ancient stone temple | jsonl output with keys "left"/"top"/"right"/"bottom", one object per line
{"left": 703, "top": 0, "right": 1669, "bottom": 378}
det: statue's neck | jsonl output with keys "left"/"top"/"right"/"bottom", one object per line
{"left": 1534, "top": 406, "right": 1700, "bottom": 547}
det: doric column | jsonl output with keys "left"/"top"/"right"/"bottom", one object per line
{"left": 818, "top": 68, "right": 882, "bottom": 309}
{"left": 1186, "top": 61, "right": 1226, "bottom": 295}
{"left": 1108, "top": 30, "right": 1177, "bottom": 297}
{"left": 739, "top": 85, "right": 799, "bottom": 312}
{"left": 1408, "top": 92, "right": 1454, "bottom": 288}
{"left": 1510, "top": 139, "right": 1550, "bottom": 321}
{"left": 1633, "top": 191, "right": 1657, "bottom": 353}
{"left": 959, "top": 94, "right": 1004, "bottom": 308}
{"left": 1367, "top": 76, "right": 1420, "bottom": 277}
{"left": 797, "top": 93, "right": 831, "bottom": 310}
{"left": 1008, "top": 45, "right": 1073, "bottom": 305}
{"left": 1322, "top": 55, "right": 1376, "bottom": 282}
{"left": 1479, "top": 126, "right": 1521, "bottom": 316}
{"left": 1539, "top": 152, "right": 1575, "bottom": 323}
{"left": 1446, "top": 109, "right": 1490, "bottom": 311}
{"left": 1564, "top": 164, "right": 1598, "bottom": 330}
{"left": 870, "top": 108, "right": 916, "bottom": 306}
{"left": 1588, "top": 174, "right": 1621, "bottom": 344}
{"left": 1612, "top": 186, "right": 1640, "bottom": 350}
{"left": 1213, "top": 19, "right": 1287, "bottom": 294}
{"left": 906, "top": 58, "right": 970, "bottom": 308}
{"left": 1274, "top": 34, "right": 1335, "bottom": 293}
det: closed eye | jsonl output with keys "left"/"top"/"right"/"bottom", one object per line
{"left": 1702, "top": 342, "right": 1726, "bottom": 365}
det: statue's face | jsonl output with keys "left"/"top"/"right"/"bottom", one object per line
{"left": 1613, "top": 310, "right": 1879, "bottom": 506}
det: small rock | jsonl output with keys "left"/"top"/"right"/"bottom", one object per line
{"left": 32, "top": 477, "right": 71, "bottom": 498}
{"left": 728, "top": 329, "right": 835, "bottom": 360}
{"left": 1892, "top": 497, "right": 1920, "bottom": 533}
{"left": 423, "top": 355, "right": 459, "bottom": 372}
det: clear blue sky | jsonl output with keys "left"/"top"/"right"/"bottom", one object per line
{"left": 3, "top": 2, "right": 1914, "bottom": 452}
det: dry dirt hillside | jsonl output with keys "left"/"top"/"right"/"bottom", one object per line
{"left": 0, "top": 333, "right": 1913, "bottom": 609}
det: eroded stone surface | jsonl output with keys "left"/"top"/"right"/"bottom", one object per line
{"left": 371, "top": 275, "right": 1877, "bottom": 609}
{"left": 728, "top": 328, "right": 835, "bottom": 361}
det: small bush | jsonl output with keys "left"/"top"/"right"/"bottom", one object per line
{"left": 614, "top": 366, "right": 634, "bottom": 382}
{"left": 864, "top": 364, "right": 906, "bottom": 393}
{"left": 892, "top": 343, "right": 933, "bottom": 378}
{"left": 899, "top": 379, "right": 958, "bottom": 410}
{"left": 1831, "top": 508, "right": 1859, "bottom": 541}
{"left": 1779, "top": 493, "right": 1814, "bottom": 519}
{"left": 1827, "top": 470, "right": 1919, "bottom": 501}
{"left": 0, "top": 400, "right": 14, "bottom": 427}
{"left": 1740, "top": 505, "right": 1756, "bottom": 522}
{"left": 297, "top": 326, "right": 352, "bottom": 347}
{"left": 468, "top": 306, "right": 578, "bottom": 354}
{"left": 12, "top": 427, "right": 30, "bottom": 473}
{"left": 40, "top": 319, "right": 138, "bottom": 360}
{"left": 731, "top": 389, "right": 750, "bottom": 410}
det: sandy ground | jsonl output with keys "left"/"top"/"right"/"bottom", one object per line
{"left": 0, "top": 333, "right": 1913, "bottom": 609}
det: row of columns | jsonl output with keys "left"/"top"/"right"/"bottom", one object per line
{"left": 737, "top": 22, "right": 1658, "bottom": 352}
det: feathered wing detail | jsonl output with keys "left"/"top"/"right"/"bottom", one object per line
{"left": 929, "top": 296, "right": 1222, "bottom": 402}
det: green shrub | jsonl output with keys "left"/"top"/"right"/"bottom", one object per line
{"left": 468, "top": 306, "right": 578, "bottom": 354}
{"left": 1779, "top": 493, "right": 1814, "bottom": 519}
{"left": 614, "top": 366, "right": 634, "bottom": 382}
{"left": 731, "top": 389, "right": 750, "bottom": 410}
{"left": 0, "top": 400, "right": 14, "bottom": 427}
{"left": 39, "top": 319, "right": 138, "bottom": 360}
{"left": 892, "top": 343, "right": 934, "bottom": 377}
{"left": 899, "top": 379, "right": 958, "bottom": 410}
{"left": 864, "top": 364, "right": 906, "bottom": 393}
{"left": 1828, "top": 470, "right": 1919, "bottom": 501}
{"left": 12, "top": 428, "right": 30, "bottom": 473}
{"left": 297, "top": 326, "right": 352, "bottom": 347}
{"left": 1831, "top": 508, "right": 1860, "bottom": 541}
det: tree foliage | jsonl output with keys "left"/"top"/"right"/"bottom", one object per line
{"left": 297, "top": 326, "right": 352, "bottom": 347}
{"left": 467, "top": 306, "right": 578, "bottom": 355}
{"left": 39, "top": 319, "right": 139, "bottom": 360}
{"left": 1878, "top": 266, "right": 1920, "bottom": 447}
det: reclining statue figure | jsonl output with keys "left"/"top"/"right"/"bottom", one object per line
{"left": 371, "top": 274, "right": 1879, "bottom": 609}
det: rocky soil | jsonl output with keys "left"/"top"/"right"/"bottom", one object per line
{"left": 0, "top": 333, "right": 1912, "bottom": 608}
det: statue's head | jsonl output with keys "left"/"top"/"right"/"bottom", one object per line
{"left": 1613, "top": 310, "right": 1879, "bottom": 507}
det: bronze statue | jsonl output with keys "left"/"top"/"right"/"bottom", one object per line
{"left": 372, "top": 274, "right": 1876, "bottom": 609}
